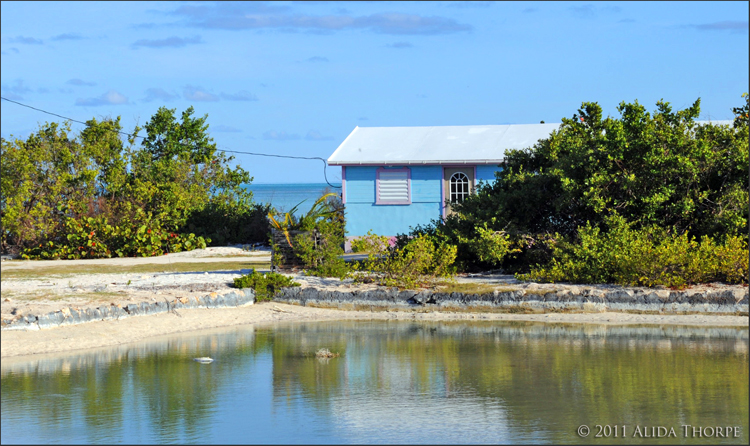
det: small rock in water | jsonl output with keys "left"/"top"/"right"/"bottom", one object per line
{"left": 193, "top": 357, "right": 214, "bottom": 363}
{"left": 315, "top": 348, "right": 339, "bottom": 358}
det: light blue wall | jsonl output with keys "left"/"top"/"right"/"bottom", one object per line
{"left": 345, "top": 202, "right": 441, "bottom": 237}
{"left": 343, "top": 164, "right": 501, "bottom": 237}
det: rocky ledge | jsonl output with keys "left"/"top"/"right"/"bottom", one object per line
{"left": 2, "top": 280, "right": 747, "bottom": 332}
{"left": 1, "top": 289, "right": 255, "bottom": 331}
{"left": 274, "top": 284, "right": 749, "bottom": 315}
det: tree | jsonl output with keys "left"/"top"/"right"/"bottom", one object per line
{"left": 1, "top": 106, "right": 265, "bottom": 255}
{"left": 1, "top": 118, "right": 129, "bottom": 251}
{"left": 129, "top": 106, "right": 254, "bottom": 230}
{"left": 452, "top": 96, "right": 749, "bottom": 240}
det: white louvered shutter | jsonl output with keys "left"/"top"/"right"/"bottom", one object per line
{"left": 378, "top": 170, "right": 409, "bottom": 203}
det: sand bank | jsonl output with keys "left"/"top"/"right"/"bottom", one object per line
{"left": 2, "top": 301, "right": 747, "bottom": 358}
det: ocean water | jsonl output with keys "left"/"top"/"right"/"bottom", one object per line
{"left": 244, "top": 183, "right": 342, "bottom": 215}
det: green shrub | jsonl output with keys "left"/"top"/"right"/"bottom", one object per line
{"left": 233, "top": 269, "right": 301, "bottom": 301}
{"left": 20, "top": 215, "right": 209, "bottom": 260}
{"left": 350, "top": 230, "right": 390, "bottom": 253}
{"left": 519, "top": 214, "right": 749, "bottom": 287}
{"left": 353, "top": 233, "right": 457, "bottom": 288}
{"left": 458, "top": 222, "right": 516, "bottom": 266}
{"left": 183, "top": 201, "right": 271, "bottom": 245}
{"left": 269, "top": 193, "right": 350, "bottom": 279}
{"left": 290, "top": 216, "right": 349, "bottom": 279}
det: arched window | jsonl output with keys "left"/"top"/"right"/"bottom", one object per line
{"left": 450, "top": 171, "right": 470, "bottom": 203}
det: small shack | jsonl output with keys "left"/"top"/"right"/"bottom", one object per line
{"left": 327, "top": 124, "right": 560, "bottom": 249}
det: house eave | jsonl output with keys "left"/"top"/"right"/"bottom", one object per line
{"left": 328, "top": 160, "right": 505, "bottom": 166}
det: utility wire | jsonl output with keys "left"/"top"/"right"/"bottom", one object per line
{"left": 1, "top": 96, "right": 141, "bottom": 139}
{"left": 1, "top": 96, "right": 342, "bottom": 188}
{"left": 220, "top": 148, "right": 340, "bottom": 188}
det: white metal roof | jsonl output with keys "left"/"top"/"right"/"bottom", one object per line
{"left": 327, "top": 124, "right": 561, "bottom": 165}
{"left": 327, "top": 120, "right": 735, "bottom": 166}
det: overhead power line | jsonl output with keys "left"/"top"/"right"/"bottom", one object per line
{"left": 1, "top": 96, "right": 341, "bottom": 188}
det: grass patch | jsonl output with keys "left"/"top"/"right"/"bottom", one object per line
{"left": 1, "top": 261, "right": 271, "bottom": 280}
{"left": 1, "top": 290, "right": 124, "bottom": 303}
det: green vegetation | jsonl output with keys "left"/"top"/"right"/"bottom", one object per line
{"left": 519, "top": 214, "right": 748, "bottom": 287}
{"left": 402, "top": 95, "right": 749, "bottom": 287}
{"left": 1, "top": 106, "right": 270, "bottom": 259}
{"left": 233, "top": 269, "right": 300, "bottom": 301}
{"left": 269, "top": 193, "right": 350, "bottom": 278}
{"left": 1, "top": 260, "right": 269, "bottom": 281}
{"left": 352, "top": 233, "right": 457, "bottom": 288}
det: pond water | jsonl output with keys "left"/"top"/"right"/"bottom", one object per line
{"left": 1, "top": 321, "right": 748, "bottom": 445}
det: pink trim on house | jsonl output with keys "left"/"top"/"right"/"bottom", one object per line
{"left": 442, "top": 165, "right": 477, "bottom": 219}
{"left": 441, "top": 168, "right": 446, "bottom": 219}
{"left": 333, "top": 162, "right": 501, "bottom": 167}
{"left": 375, "top": 167, "right": 411, "bottom": 205}
{"left": 341, "top": 166, "right": 346, "bottom": 204}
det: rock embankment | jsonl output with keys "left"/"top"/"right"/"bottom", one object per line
{"left": 2, "top": 279, "right": 747, "bottom": 332}
{"left": 274, "top": 285, "right": 749, "bottom": 315}
{"left": 2, "top": 289, "right": 255, "bottom": 331}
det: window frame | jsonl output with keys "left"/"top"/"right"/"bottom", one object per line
{"left": 449, "top": 171, "right": 470, "bottom": 203}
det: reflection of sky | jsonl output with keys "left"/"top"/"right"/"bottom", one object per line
{"left": 330, "top": 355, "right": 514, "bottom": 444}
{"left": 1, "top": 322, "right": 748, "bottom": 444}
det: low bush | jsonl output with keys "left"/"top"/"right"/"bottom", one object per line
{"left": 292, "top": 220, "right": 349, "bottom": 279}
{"left": 350, "top": 230, "right": 390, "bottom": 253}
{"left": 20, "top": 215, "right": 209, "bottom": 260}
{"left": 395, "top": 217, "right": 521, "bottom": 272}
{"left": 519, "top": 214, "right": 748, "bottom": 288}
{"left": 233, "top": 269, "right": 300, "bottom": 301}
{"left": 269, "top": 193, "right": 350, "bottom": 279}
{"left": 182, "top": 201, "right": 271, "bottom": 246}
{"left": 353, "top": 233, "right": 457, "bottom": 288}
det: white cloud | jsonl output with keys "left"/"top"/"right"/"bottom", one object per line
{"left": 263, "top": 130, "right": 301, "bottom": 140}
{"left": 387, "top": 41, "right": 412, "bottom": 48}
{"left": 183, "top": 85, "right": 219, "bottom": 102}
{"left": 220, "top": 90, "right": 259, "bottom": 101}
{"left": 688, "top": 21, "right": 748, "bottom": 32}
{"left": 52, "top": 33, "right": 84, "bottom": 41}
{"left": 305, "top": 130, "right": 334, "bottom": 141}
{"left": 8, "top": 36, "right": 43, "bottom": 44}
{"left": 170, "top": 5, "right": 472, "bottom": 35}
{"left": 75, "top": 90, "right": 129, "bottom": 106}
{"left": 143, "top": 87, "right": 179, "bottom": 102}
{"left": 1, "top": 79, "right": 32, "bottom": 100}
{"left": 132, "top": 35, "right": 203, "bottom": 49}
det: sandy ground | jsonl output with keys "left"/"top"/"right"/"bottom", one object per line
{"left": 1, "top": 246, "right": 271, "bottom": 319}
{"left": 1, "top": 246, "right": 747, "bottom": 358}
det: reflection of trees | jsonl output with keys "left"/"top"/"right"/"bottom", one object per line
{"left": 1, "top": 354, "right": 129, "bottom": 442}
{"left": 2, "top": 322, "right": 748, "bottom": 444}
{"left": 268, "top": 321, "right": 748, "bottom": 444}
{"left": 1, "top": 328, "right": 261, "bottom": 443}
{"left": 270, "top": 325, "right": 350, "bottom": 411}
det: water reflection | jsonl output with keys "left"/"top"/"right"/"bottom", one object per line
{"left": 2, "top": 322, "right": 747, "bottom": 444}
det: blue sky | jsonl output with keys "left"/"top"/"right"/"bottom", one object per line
{"left": 1, "top": 1, "right": 747, "bottom": 184}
